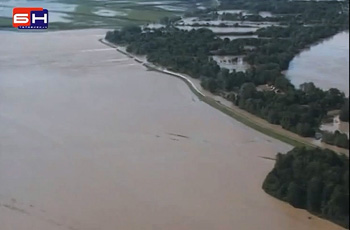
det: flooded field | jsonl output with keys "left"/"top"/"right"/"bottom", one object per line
{"left": 212, "top": 55, "right": 249, "bottom": 72}
{"left": 175, "top": 17, "right": 279, "bottom": 36}
{"left": 0, "top": 0, "right": 204, "bottom": 29}
{"left": 178, "top": 18, "right": 278, "bottom": 29}
{"left": 0, "top": 0, "right": 76, "bottom": 23}
{"left": 177, "top": 25, "right": 259, "bottom": 33}
{"left": 217, "top": 10, "right": 274, "bottom": 18}
{"left": 219, "top": 35, "right": 258, "bottom": 40}
{"left": 0, "top": 29, "right": 345, "bottom": 230}
{"left": 287, "top": 32, "right": 349, "bottom": 96}
{"left": 217, "top": 9, "right": 249, "bottom": 15}
{"left": 321, "top": 116, "right": 349, "bottom": 136}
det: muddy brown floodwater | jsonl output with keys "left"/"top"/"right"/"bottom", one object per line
{"left": 0, "top": 29, "right": 345, "bottom": 230}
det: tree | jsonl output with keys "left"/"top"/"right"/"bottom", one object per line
{"left": 275, "top": 76, "right": 290, "bottom": 91}
{"left": 287, "top": 182, "right": 305, "bottom": 208}
{"left": 296, "top": 123, "right": 315, "bottom": 137}
{"left": 267, "top": 110, "right": 279, "bottom": 124}
{"left": 307, "top": 177, "right": 323, "bottom": 212}
{"left": 226, "top": 92, "right": 236, "bottom": 103}
{"left": 335, "top": 133, "right": 349, "bottom": 149}
{"left": 239, "top": 83, "right": 256, "bottom": 99}
{"left": 340, "top": 99, "right": 349, "bottom": 122}
{"left": 322, "top": 131, "right": 349, "bottom": 149}
{"left": 327, "top": 186, "right": 349, "bottom": 220}
{"left": 300, "top": 82, "right": 316, "bottom": 93}
{"left": 121, "top": 25, "right": 142, "bottom": 34}
{"left": 201, "top": 78, "right": 219, "bottom": 93}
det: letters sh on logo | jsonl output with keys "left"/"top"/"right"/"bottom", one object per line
{"left": 13, "top": 8, "right": 49, "bottom": 29}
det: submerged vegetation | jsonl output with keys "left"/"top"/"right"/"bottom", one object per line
{"left": 106, "top": 0, "right": 349, "bottom": 144}
{"left": 263, "top": 147, "right": 349, "bottom": 229}
{"left": 0, "top": 0, "right": 207, "bottom": 30}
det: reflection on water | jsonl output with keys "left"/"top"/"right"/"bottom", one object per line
{"left": 287, "top": 32, "right": 349, "bottom": 96}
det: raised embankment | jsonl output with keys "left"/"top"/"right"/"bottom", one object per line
{"left": 99, "top": 38, "right": 349, "bottom": 155}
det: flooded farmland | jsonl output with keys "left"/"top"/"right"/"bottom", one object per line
{"left": 176, "top": 25, "right": 259, "bottom": 33}
{"left": 287, "top": 32, "right": 349, "bottom": 96}
{"left": 212, "top": 55, "right": 249, "bottom": 72}
{"left": 0, "top": 0, "right": 204, "bottom": 29}
{"left": 219, "top": 35, "right": 258, "bottom": 40}
{"left": 0, "top": 29, "right": 345, "bottom": 230}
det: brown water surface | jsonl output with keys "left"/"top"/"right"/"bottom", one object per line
{"left": 0, "top": 30, "right": 344, "bottom": 230}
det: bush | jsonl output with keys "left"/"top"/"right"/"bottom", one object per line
{"left": 322, "top": 131, "right": 349, "bottom": 149}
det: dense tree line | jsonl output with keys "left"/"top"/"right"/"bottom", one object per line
{"left": 219, "top": 0, "right": 349, "bottom": 27}
{"left": 105, "top": 26, "right": 346, "bottom": 138}
{"left": 322, "top": 131, "right": 350, "bottom": 149}
{"left": 263, "top": 147, "right": 349, "bottom": 229}
{"left": 106, "top": 26, "right": 222, "bottom": 78}
{"left": 188, "top": 0, "right": 348, "bottom": 27}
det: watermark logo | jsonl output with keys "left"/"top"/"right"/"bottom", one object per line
{"left": 13, "top": 7, "right": 49, "bottom": 29}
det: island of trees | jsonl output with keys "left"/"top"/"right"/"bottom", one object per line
{"left": 263, "top": 147, "right": 349, "bottom": 229}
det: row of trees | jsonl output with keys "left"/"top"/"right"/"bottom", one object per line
{"left": 263, "top": 147, "right": 349, "bottom": 229}
{"left": 322, "top": 131, "right": 350, "bottom": 149}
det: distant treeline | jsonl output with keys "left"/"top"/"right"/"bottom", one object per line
{"left": 219, "top": 0, "right": 349, "bottom": 26}
{"left": 263, "top": 147, "right": 349, "bottom": 229}
{"left": 188, "top": 0, "right": 349, "bottom": 27}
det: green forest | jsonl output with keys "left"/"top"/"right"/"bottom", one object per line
{"left": 105, "top": 0, "right": 348, "bottom": 149}
{"left": 263, "top": 147, "right": 349, "bottom": 229}
{"left": 105, "top": 18, "right": 348, "bottom": 138}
